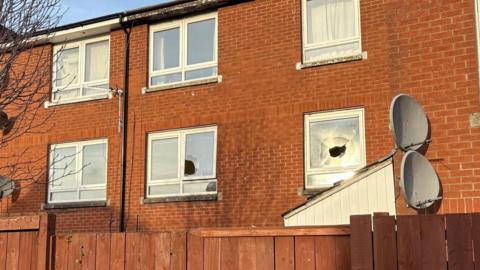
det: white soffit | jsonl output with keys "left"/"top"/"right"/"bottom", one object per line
{"left": 283, "top": 158, "right": 396, "bottom": 226}
{"left": 46, "top": 18, "right": 120, "bottom": 43}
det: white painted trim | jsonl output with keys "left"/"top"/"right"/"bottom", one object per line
{"left": 304, "top": 108, "right": 367, "bottom": 190}
{"left": 148, "top": 12, "right": 218, "bottom": 88}
{"left": 48, "top": 139, "right": 108, "bottom": 204}
{"left": 146, "top": 126, "right": 218, "bottom": 198}
{"left": 301, "top": 0, "right": 362, "bottom": 64}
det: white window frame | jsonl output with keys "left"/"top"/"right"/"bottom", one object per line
{"left": 147, "top": 126, "right": 217, "bottom": 198}
{"left": 301, "top": 0, "right": 362, "bottom": 64}
{"left": 52, "top": 35, "right": 111, "bottom": 103}
{"left": 148, "top": 12, "right": 218, "bottom": 88}
{"left": 304, "top": 108, "right": 366, "bottom": 189}
{"left": 48, "top": 139, "right": 108, "bottom": 203}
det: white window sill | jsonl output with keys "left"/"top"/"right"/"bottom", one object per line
{"left": 296, "top": 51, "right": 367, "bottom": 70}
{"left": 42, "top": 200, "right": 108, "bottom": 210}
{"left": 44, "top": 93, "right": 113, "bottom": 108}
{"left": 142, "top": 75, "right": 222, "bottom": 94}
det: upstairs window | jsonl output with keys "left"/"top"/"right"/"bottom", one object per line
{"left": 302, "top": 0, "right": 362, "bottom": 63}
{"left": 149, "top": 13, "right": 217, "bottom": 87}
{"left": 147, "top": 126, "right": 217, "bottom": 198}
{"left": 52, "top": 36, "right": 110, "bottom": 103}
{"left": 49, "top": 139, "right": 108, "bottom": 203}
{"left": 304, "top": 108, "right": 366, "bottom": 189}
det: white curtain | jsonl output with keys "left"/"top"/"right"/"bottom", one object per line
{"left": 85, "top": 40, "right": 109, "bottom": 82}
{"left": 56, "top": 48, "right": 79, "bottom": 87}
{"left": 307, "top": 0, "right": 357, "bottom": 45}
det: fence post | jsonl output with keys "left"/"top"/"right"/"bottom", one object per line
{"left": 37, "top": 214, "right": 56, "bottom": 270}
{"left": 350, "top": 215, "right": 373, "bottom": 270}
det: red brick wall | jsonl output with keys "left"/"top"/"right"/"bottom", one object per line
{"left": 0, "top": 0, "right": 479, "bottom": 232}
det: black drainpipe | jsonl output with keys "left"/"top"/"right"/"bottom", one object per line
{"left": 119, "top": 13, "right": 131, "bottom": 232}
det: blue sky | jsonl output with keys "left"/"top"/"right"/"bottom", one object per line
{"left": 60, "top": 0, "right": 170, "bottom": 25}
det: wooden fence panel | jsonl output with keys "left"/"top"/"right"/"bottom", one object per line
{"left": 274, "top": 237, "right": 294, "bottom": 270}
{"left": 350, "top": 215, "right": 373, "bottom": 270}
{"left": 203, "top": 238, "right": 221, "bottom": 270}
{"left": 110, "top": 233, "right": 125, "bottom": 270}
{"left": 6, "top": 232, "right": 20, "bottom": 270}
{"left": 255, "top": 237, "right": 274, "bottom": 270}
{"left": 0, "top": 233, "right": 8, "bottom": 269}
{"left": 295, "top": 236, "right": 315, "bottom": 270}
{"left": 373, "top": 215, "right": 397, "bottom": 270}
{"left": 153, "top": 233, "right": 171, "bottom": 270}
{"left": 220, "top": 237, "right": 239, "bottom": 270}
{"left": 335, "top": 236, "right": 350, "bottom": 270}
{"left": 95, "top": 234, "right": 110, "bottom": 270}
{"left": 446, "top": 214, "right": 474, "bottom": 270}
{"left": 472, "top": 214, "right": 480, "bottom": 270}
{"left": 419, "top": 215, "right": 446, "bottom": 269}
{"left": 396, "top": 215, "right": 421, "bottom": 270}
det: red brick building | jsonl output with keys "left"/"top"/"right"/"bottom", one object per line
{"left": 1, "top": 0, "right": 480, "bottom": 232}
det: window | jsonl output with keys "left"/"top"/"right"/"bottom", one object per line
{"left": 52, "top": 36, "right": 110, "bottom": 102}
{"left": 147, "top": 126, "right": 217, "bottom": 198}
{"left": 302, "top": 0, "right": 362, "bottom": 63}
{"left": 304, "top": 108, "right": 366, "bottom": 189}
{"left": 149, "top": 13, "right": 217, "bottom": 87}
{"left": 48, "top": 139, "right": 108, "bottom": 203}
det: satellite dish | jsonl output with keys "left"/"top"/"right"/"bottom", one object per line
{"left": 390, "top": 94, "right": 429, "bottom": 151}
{"left": 400, "top": 151, "right": 441, "bottom": 209}
{"left": 0, "top": 176, "right": 15, "bottom": 199}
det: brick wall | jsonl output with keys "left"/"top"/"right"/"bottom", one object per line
{"left": 0, "top": 0, "right": 479, "bottom": 232}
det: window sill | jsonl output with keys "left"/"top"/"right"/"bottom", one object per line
{"left": 142, "top": 193, "right": 220, "bottom": 204}
{"left": 44, "top": 93, "right": 113, "bottom": 108}
{"left": 296, "top": 52, "right": 367, "bottom": 70}
{"left": 42, "top": 200, "right": 107, "bottom": 210}
{"left": 142, "top": 75, "right": 222, "bottom": 94}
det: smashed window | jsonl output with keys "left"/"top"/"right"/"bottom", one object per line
{"left": 148, "top": 127, "right": 217, "bottom": 197}
{"left": 305, "top": 108, "right": 366, "bottom": 188}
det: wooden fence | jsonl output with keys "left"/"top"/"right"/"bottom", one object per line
{"left": 350, "top": 213, "right": 480, "bottom": 270}
{"left": 52, "top": 227, "right": 351, "bottom": 270}
{"left": 0, "top": 214, "right": 55, "bottom": 270}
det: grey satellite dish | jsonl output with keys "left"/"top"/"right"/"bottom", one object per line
{"left": 0, "top": 176, "right": 14, "bottom": 199}
{"left": 390, "top": 94, "right": 429, "bottom": 151}
{"left": 400, "top": 151, "right": 441, "bottom": 209}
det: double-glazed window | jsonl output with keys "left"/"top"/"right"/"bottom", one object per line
{"left": 48, "top": 139, "right": 108, "bottom": 203}
{"left": 149, "top": 13, "right": 217, "bottom": 87}
{"left": 52, "top": 36, "right": 110, "bottom": 102}
{"left": 304, "top": 108, "right": 366, "bottom": 189}
{"left": 147, "top": 126, "right": 217, "bottom": 197}
{"left": 302, "top": 0, "right": 362, "bottom": 63}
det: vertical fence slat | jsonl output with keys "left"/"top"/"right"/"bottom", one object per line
{"left": 446, "top": 214, "right": 474, "bottom": 270}
{"left": 419, "top": 215, "right": 446, "bottom": 269}
{"left": 187, "top": 234, "right": 204, "bottom": 270}
{"left": 37, "top": 214, "right": 55, "bottom": 270}
{"left": 126, "top": 233, "right": 141, "bottom": 270}
{"left": 274, "top": 237, "right": 294, "bottom": 270}
{"left": 238, "top": 237, "right": 256, "bottom": 270}
{"left": 314, "top": 236, "right": 335, "bottom": 270}
{"left": 153, "top": 232, "right": 171, "bottom": 270}
{"left": 295, "top": 236, "right": 315, "bottom": 270}
{"left": 373, "top": 215, "right": 397, "bottom": 270}
{"left": 30, "top": 233, "right": 38, "bottom": 270}
{"left": 220, "top": 238, "right": 239, "bottom": 270}
{"left": 0, "top": 233, "right": 8, "bottom": 269}
{"left": 397, "top": 215, "right": 421, "bottom": 270}
{"left": 473, "top": 214, "right": 480, "bottom": 270}
{"left": 18, "top": 232, "right": 34, "bottom": 270}
{"left": 95, "top": 233, "right": 111, "bottom": 270}
{"left": 6, "top": 232, "right": 20, "bottom": 270}
{"left": 140, "top": 233, "right": 155, "bottom": 270}
{"left": 81, "top": 234, "right": 97, "bottom": 270}
{"left": 54, "top": 235, "right": 69, "bottom": 270}
{"left": 171, "top": 231, "right": 187, "bottom": 270}
{"left": 350, "top": 215, "right": 373, "bottom": 270}
{"left": 111, "top": 233, "right": 125, "bottom": 270}
{"left": 335, "top": 236, "right": 351, "bottom": 270}
{"left": 255, "top": 237, "right": 274, "bottom": 270}
{"left": 203, "top": 238, "right": 221, "bottom": 270}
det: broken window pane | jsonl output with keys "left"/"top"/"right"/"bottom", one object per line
{"left": 184, "top": 132, "right": 215, "bottom": 178}
{"left": 309, "top": 117, "right": 361, "bottom": 170}
{"left": 151, "top": 138, "right": 178, "bottom": 180}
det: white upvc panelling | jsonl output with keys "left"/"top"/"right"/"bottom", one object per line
{"left": 284, "top": 159, "right": 396, "bottom": 226}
